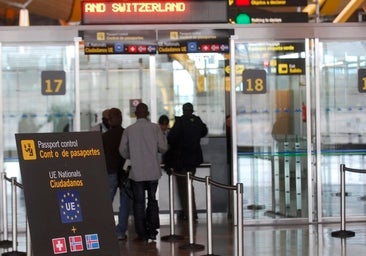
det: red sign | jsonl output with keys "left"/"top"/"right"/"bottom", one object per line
{"left": 81, "top": 1, "right": 227, "bottom": 24}
{"left": 233, "top": 0, "right": 307, "bottom": 6}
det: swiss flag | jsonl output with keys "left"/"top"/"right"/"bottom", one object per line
{"left": 52, "top": 237, "right": 67, "bottom": 254}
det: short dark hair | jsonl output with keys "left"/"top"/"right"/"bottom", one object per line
{"left": 108, "top": 108, "right": 122, "bottom": 127}
{"left": 158, "top": 115, "right": 169, "bottom": 125}
{"left": 182, "top": 102, "right": 194, "bottom": 114}
{"left": 135, "top": 103, "right": 149, "bottom": 118}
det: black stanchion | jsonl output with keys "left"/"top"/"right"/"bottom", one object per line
{"left": 331, "top": 164, "right": 356, "bottom": 238}
{"left": 161, "top": 172, "right": 184, "bottom": 242}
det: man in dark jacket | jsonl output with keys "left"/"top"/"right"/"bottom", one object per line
{"left": 166, "top": 102, "right": 208, "bottom": 220}
{"left": 102, "top": 107, "right": 129, "bottom": 240}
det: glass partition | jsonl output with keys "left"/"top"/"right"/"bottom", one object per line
{"left": 2, "top": 44, "right": 76, "bottom": 160}
{"left": 79, "top": 54, "right": 152, "bottom": 130}
{"left": 319, "top": 40, "right": 366, "bottom": 218}
{"left": 156, "top": 53, "right": 227, "bottom": 135}
{"left": 234, "top": 41, "right": 308, "bottom": 219}
{"left": 78, "top": 52, "right": 227, "bottom": 135}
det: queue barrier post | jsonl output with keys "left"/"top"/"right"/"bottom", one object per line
{"left": 0, "top": 172, "right": 12, "bottom": 249}
{"left": 162, "top": 168, "right": 244, "bottom": 256}
{"left": 161, "top": 171, "right": 184, "bottom": 242}
{"left": 331, "top": 164, "right": 357, "bottom": 238}
{"left": 236, "top": 183, "right": 244, "bottom": 256}
{"left": 2, "top": 177, "right": 26, "bottom": 256}
{"left": 178, "top": 172, "right": 205, "bottom": 251}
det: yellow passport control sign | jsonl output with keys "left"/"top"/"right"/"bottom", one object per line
{"left": 21, "top": 140, "right": 37, "bottom": 160}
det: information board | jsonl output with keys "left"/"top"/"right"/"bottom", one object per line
{"left": 81, "top": 30, "right": 157, "bottom": 54}
{"left": 81, "top": 1, "right": 227, "bottom": 24}
{"left": 15, "top": 132, "right": 119, "bottom": 256}
{"left": 157, "top": 29, "right": 233, "bottom": 54}
{"left": 246, "top": 42, "right": 305, "bottom": 75}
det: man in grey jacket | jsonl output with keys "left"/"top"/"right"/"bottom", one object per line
{"left": 119, "top": 103, "right": 167, "bottom": 241}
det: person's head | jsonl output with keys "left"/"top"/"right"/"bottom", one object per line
{"left": 182, "top": 102, "right": 194, "bottom": 116}
{"left": 158, "top": 115, "right": 169, "bottom": 132}
{"left": 108, "top": 108, "right": 122, "bottom": 128}
{"left": 102, "top": 109, "right": 110, "bottom": 127}
{"left": 226, "top": 115, "right": 231, "bottom": 128}
{"left": 135, "top": 103, "right": 149, "bottom": 119}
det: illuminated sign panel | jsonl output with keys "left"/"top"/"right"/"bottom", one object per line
{"left": 81, "top": 30, "right": 157, "bottom": 54}
{"left": 236, "top": 42, "right": 305, "bottom": 76}
{"left": 81, "top": 1, "right": 227, "bottom": 24}
{"left": 234, "top": 12, "right": 308, "bottom": 24}
{"left": 157, "top": 29, "right": 233, "bottom": 54}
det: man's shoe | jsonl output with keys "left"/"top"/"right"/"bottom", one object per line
{"left": 118, "top": 235, "right": 127, "bottom": 241}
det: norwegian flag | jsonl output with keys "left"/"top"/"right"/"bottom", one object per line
{"left": 52, "top": 237, "right": 67, "bottom": 254}
{"left": 69, "top": 235, "right": 84, "bottom": 252}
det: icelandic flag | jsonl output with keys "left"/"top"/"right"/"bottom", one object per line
{"left": 85, "top": 234, "right": 100, "bottom": 250}
{"left": 57, "top": 190, "right": 83, "bottom": 223}
{"left": 69, "top": 235, "right": 84, "bottom": 252}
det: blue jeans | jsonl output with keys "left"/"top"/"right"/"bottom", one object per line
{"left": 130, "top": 180, "right": 159, "bottom": 239}
{"left": 108, "top": 173, "right": 130, "bottom": 237}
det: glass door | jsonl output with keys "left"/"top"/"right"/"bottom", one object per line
{"left": 233, "top": 40, "right": 309, "bottom": 220}
{"left": 318, "top": 40, "right": 366, "bottom": 219}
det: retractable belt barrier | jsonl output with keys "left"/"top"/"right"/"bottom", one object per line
{"left": 331, "top": 164, "right": 366, "bottom": 238}
{"left": 161, "top": 168, "right": 244, "bottom": 256}
{"left": 0, "top": 171, "right": 28, "bottom": 256}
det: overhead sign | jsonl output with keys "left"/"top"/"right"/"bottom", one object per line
{"left": 81, "top": 30, "right": 157, "bottom": 54}
{"left": 157, "top": 29, "right": 233, "bottom": 54}
{"left": 81, "top": 1, "right": 227, "bottom": 24}
{"left": 15, "top": 132, "right": 119, "bottom": 256}
{"left": 276, "top": 58, "right": 305, "bottom": 75}
{"left": 236, "top": 42, "right": 305, "bottom": 76}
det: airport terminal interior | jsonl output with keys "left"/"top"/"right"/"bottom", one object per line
{"left": 2, "top": 0, "right": 366, "bottom": 255}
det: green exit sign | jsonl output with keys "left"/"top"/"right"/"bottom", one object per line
{"left": 233, "top": 12, "right": 308, "bottom": 24}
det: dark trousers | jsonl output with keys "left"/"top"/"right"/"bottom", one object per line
{"left": 130, "top": 180, "right": 160, "bottom": 238}
{"left": 176, "top": 168, "right": 197, "bottom": 218}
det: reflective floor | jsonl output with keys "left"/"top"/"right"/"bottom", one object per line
{"left": 2, "top": 216, "right": 366, "bottom": 256}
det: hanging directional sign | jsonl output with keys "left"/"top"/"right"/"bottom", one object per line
{"left": 81, "top": 30, "right": 157, "bottom": 54}
{"left": 15, "top": 132, "right": 119, "bottom": 256}
{"left": 157, "top": 29, "right": 233, "bottom": 54}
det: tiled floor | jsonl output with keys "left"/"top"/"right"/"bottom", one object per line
{"left": 2, "top": 216, "right": 366, "bottom": 256}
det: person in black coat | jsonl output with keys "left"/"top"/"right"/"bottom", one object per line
{"left": 102, "top": 107, "right": 129, "bottom": 240}
{"left": 166, "top": 102, "right": 208, "bottom": 220}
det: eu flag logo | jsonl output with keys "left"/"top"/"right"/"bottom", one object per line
{"left": 57, "top": 190, "right": 83, "bottom": 224}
